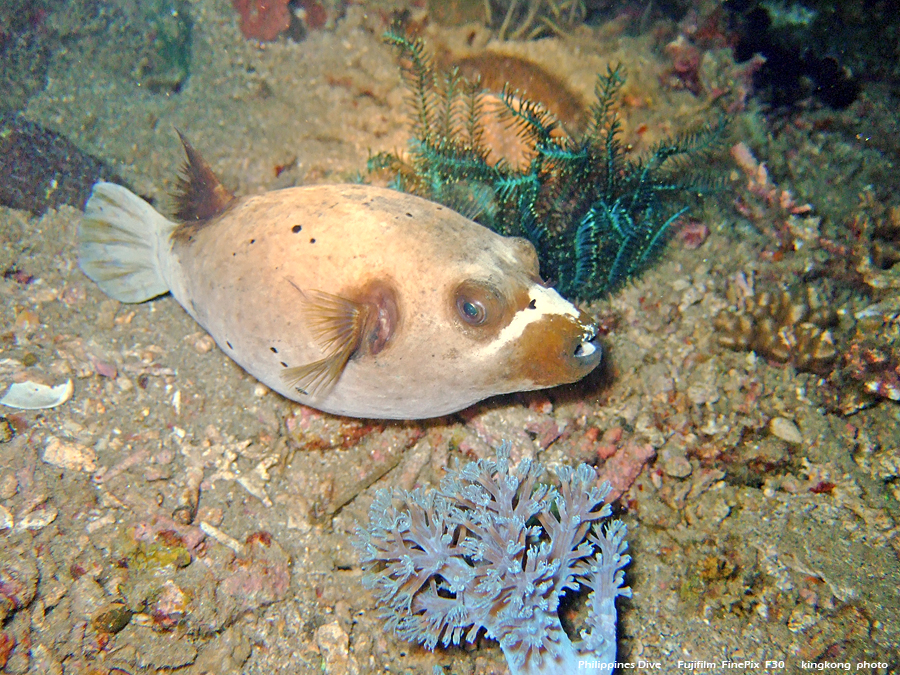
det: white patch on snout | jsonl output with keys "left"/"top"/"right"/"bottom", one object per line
{"left": 478, "top": 284, "right": 582, "bottom": 358}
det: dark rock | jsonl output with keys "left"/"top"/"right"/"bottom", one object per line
{"left": 0, "top": 113, "right": 129, "bottom": 215}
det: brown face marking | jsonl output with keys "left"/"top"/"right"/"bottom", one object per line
{"left": 507, "top": 314, "right": 598, "bottom": 386}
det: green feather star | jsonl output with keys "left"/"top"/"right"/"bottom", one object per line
{"left": 371, "top": 34, "right": 726, "bottom": 301}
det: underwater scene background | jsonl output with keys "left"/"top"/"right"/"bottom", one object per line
{"left": 1, "top": 0, "right": 899, "bottom": 673}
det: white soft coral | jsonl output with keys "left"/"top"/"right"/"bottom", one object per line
{"left": 355, "top": 441, "right": 632, "bottom": 674}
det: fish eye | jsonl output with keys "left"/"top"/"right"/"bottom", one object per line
{"left": 453, "top": 280, "right": 504, "bottom": 331}
{"left": 457, "top": 297, "right": 486, "bottom": 325}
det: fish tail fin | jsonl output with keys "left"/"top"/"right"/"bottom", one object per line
{"left": 78, "top": 182, "right": 177, "bottom": 303}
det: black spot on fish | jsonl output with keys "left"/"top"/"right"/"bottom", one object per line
{"left": 281, "top": 361, "right": 288, "bottom": 368}
{"left": 309, "top": 238, "right": 316, "bottom": 244}
{"left": 226, "top": 341, "right": 233, "bottom": 349}
{"left": 291, "top": 224, "right": 302, "bottom": 233}
{"left": 270, "top": 346, "right": 278, "bottom": 353}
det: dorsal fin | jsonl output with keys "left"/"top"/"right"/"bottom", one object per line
{"left": 172, "top": 129, "right": 235, "bottom": 223}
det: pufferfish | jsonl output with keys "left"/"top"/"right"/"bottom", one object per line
{"left": 77, "top": 135, "right": 602, "bottom": 419}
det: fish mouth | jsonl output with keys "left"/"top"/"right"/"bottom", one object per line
{"left": 572, "top": 323, "right": 603, "bottom": 368}
{"left": 506, "top": 309, "right": 604, "bottom": 387}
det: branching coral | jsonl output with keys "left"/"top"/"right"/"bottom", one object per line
{"left": 713, "top": 273, "right": 900, "bottom": 414}
{"left": 354, "top": 443, "right": 631, "bottom": 675}
{"left": 827, "top": 200, "right": 900, "bottom": 296}
{"left": 372, "top": 34, "right": 725, "bottom": 301}
{"left": 714, "top": 278, "right": 839, "bottom": 374}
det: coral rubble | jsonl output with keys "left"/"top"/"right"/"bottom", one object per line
{"left": 354, "top": 442, "right": 630, "bottom": 675}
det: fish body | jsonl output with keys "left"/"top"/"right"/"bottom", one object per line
{"left": 78, "top": 138, "right": 602, "bottom": 419}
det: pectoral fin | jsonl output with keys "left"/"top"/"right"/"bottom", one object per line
{"left": 282, "top": 291, "right": 364, "bottom": 395}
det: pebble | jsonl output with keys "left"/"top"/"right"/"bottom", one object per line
{"left": 42, "top": 436, "right": 97, "bottom": 472}
{"left": 787, "top": 604, "right": 820, "bottom": 633}
{"left": 132, "top": 628, "right": 198, "bottom": 670}
{"left": 0, "top": 417, "right": 14, "bottom": 443}
{"left": 686, "top": 361, "right": 720, "bottom": 405}
{"left": 662, "top": 454, "right": 692, "bottom": 478}
{"left": 91, "top": 602, "right": 133, "bottom": 634}
{"left": 191, "top": 333, "right": 216, "bottom": 354}
{"left": 769, "top": 416, "right": 803, "bottom": 444}
{"left": 14, "top": 507, "right": 57, "bottom": 532}
{"left": 0, "top": 473, "right": 18, "bottom": 499}
{"left": 14, "top": 308, "right": 40, "bottom": 334}
{"left": 28, "top": 644, "right": 62, "bottom": 675}
{"left": 315, "top": 621, "right": 360, "bottom": 675}
{"left": 660, "top": 440, "right": 693, "bottom": 478}
{"left": 92, "top": 359, "right": 118, "bottom": 378}
{"left": 0, "top": 545, "right": 39, "bottom": 621}
{"left": 689, "top": 492, "right": 731, "bottom": 525}
{"left": 678, "top": 281, "right": 706, "bottom": 311}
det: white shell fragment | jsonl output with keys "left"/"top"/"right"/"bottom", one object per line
{"left": 0, "top": 379, "right": 73, "bottom": 410}
{"left": 199, "top": 521, "right": 246, "bottom": 555}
